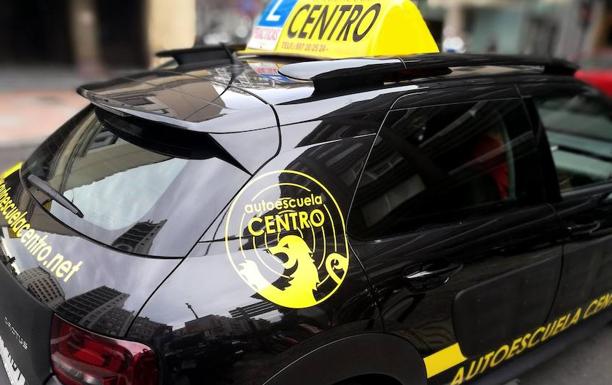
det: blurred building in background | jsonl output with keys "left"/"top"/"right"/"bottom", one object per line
{"left": 0, "top": 0, "right": 196, "bottom": 74}
{"left": 419, "top": 0, "right": 611, "bottom": 60}
{"left": 196, "top": 0, "right": 265, "bottom": 46}
{"left": 1, "top": 0, "right": 612, "bottom": 73}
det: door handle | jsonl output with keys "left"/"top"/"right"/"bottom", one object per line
{"left": 567, "top": 221, "right": 601, "bottom": 237}
{"left": 403, "top": 263, "right": 463, "bottom": 291}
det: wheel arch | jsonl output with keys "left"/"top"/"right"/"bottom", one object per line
{"left": 263, "top": 333, "right": 427, "bottom": 385}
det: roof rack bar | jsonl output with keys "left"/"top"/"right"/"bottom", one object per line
{"left": 400, "top": 53, "right": 578, "bottom": 75}
{"left": 157, "top": 44, "right": 246, "bottom": 66}
{"left": 279, "top": 53, "right": 578, "bottom": 83}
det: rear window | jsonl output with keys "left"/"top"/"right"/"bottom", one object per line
{"left": 21, "top": 106, "right": 250, "bottom": 257}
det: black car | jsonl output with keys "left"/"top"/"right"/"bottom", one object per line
{"left": 1, "top": 49, "right": 611, "bottom": 385}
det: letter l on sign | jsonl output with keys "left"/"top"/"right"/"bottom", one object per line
{"left": 266, "top": 0, "right": 284, "bottom": 22}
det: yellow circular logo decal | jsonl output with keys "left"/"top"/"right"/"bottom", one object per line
{"left": 225, "top": 170, "right": 349, "bottom": 309}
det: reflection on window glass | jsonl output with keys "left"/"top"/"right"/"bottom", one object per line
{"left": 351, "top": 100, "right": 540, "bottom": 239}
{"left": 45, "top": 124, "right": 188, "bottom": 233}
{"left": 22, "top": 107, "right": 250, "bottom": 257}
{"left": 63, "top": 142, "right": 187, "bottom": 231}
{"left": 536, "top": 91, "right": 612, "bottom": 192}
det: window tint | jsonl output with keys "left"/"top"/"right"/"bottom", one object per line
{"left": 350, "top": 99, "right": 543, "bottom": 239}
{"left": 535, "top": 90, "right": 612, "bottom": 192}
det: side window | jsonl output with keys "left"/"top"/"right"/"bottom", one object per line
{"left": 349, "top": 99, "right": 543, "bottom": 239}
{"left": 534, "top": 89, "right": 612, "bottom": 192}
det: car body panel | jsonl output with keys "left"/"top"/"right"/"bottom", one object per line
{"left": 131, "top": 137, "right": 382, "bottom": 385}
{"left": 1, "top": 54, "right": 612, "bottom": 385}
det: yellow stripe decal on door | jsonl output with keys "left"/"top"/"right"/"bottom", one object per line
{"left": 423, "top": 343, "right": 467, "bottom": 378}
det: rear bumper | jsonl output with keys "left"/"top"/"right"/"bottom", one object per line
{"left": 0, "top": 261, "right": 53, "bottom": 385}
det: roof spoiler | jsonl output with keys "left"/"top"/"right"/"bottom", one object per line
{"left": 77, "top": 96, "right": 251, "bottom": 175}
{"left": 279, "top": 54, "right": 579, "bottom": 91}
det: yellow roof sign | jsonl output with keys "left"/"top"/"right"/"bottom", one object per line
{"left": 246, "top": 0, "right": 439, "bottom": 59}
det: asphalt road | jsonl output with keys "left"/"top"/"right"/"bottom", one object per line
{"left": 0, "top": 144, "right": 610, "bottom": 385}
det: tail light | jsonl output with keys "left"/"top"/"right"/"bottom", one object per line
{"left": 50, "top": 315, "right": 158, "bottom": 385}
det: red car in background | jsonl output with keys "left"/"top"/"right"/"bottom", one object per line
{"left": 577, "top": 55, "right": 612, "bottom": 97}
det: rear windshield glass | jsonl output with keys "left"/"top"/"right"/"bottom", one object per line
{"left": 21, "top": 106, "right": 250, "bottom": 257}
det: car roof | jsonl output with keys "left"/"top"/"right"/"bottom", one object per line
{"left": 78, "top": 49, "right": 579, "bottom": 133}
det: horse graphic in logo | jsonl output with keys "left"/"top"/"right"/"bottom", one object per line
{"left": 238, "top": 235, "right": 348, "bottom": 308}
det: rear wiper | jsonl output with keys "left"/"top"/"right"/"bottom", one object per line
{"left": 27, "top": 175, "right": 84, "bottom": 218}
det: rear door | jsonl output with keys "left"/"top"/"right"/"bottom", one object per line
{"left": 522, "top": 82, "right": 612, "bottom": 320}
{"left": 348, "top": 85, "right": 565, "bottom": 384}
